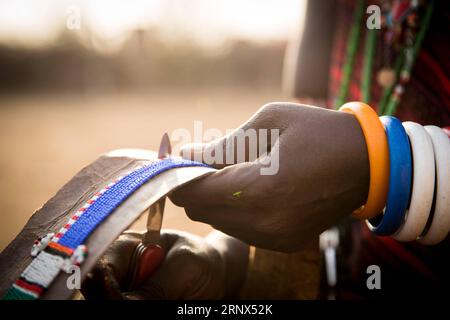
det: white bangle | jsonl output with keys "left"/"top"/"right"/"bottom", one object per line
{"left": 418, "top": 126, "right": 450, "bottom": 245}
{"left": 394, "top": 122, "right": 435, "bottom": 241}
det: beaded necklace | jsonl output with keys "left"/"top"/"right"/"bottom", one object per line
{"left": 335, "top": 0, "right": 433, "bottom": 115}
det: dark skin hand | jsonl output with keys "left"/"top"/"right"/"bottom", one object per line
{"left": 170, "top": 103, "right": 370, "bottom": 252}
{"left": 81, "top": 230, "right": 249, "bottom": 299}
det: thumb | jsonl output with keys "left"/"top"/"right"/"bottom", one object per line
{"left": 180, "top": 103, "right": 286, "bottom": 169}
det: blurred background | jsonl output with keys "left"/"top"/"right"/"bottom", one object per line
{"left": 0, "top": 0, "right": 306, "bottom": 251}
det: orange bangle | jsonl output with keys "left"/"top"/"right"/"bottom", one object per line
{"left": 339, "top": 102, "right": 389, "bottom": 220}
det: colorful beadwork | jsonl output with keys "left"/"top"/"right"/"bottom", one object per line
{"left": 335, "top": 0, "right": 433, "bottom": 116}
{"left": 3, "top": 158, "right": 209, "bottom": 300}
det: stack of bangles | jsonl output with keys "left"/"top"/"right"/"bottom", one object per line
{"left": 339, "top": 102, "right": 450, "bottom": 245}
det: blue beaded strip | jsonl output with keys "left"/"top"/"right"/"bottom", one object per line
{"left": 59, "top": 158, "right": 209, "bottom": 249}
{"left": 3, "top": 158, "right": 209, "bottom": 300}
{"left": 368, "top": 116, "right": 412, "bottom": 236}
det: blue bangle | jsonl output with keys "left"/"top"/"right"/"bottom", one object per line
{"left": 367, "top": 116, "right": 412, "bottom": 236}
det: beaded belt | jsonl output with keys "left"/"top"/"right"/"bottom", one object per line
{"left": 1, "top": 154, "right": 214, "bottom": 300}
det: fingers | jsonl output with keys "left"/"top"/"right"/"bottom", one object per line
{"left": 136, "top": 231, "right": 225, "bottom": 299}
{"left": 171, "top": 155, "right": 277, "bottom": 210}
{"left": 205, "top": 231, "right": 249, "bottom": 261}
{"left": 205, "top": 231, "right": 249, "bottom": 297}
{"left": 81, "top": 256, "right": 124, "bottom": 300}
{"left": 183, "top": 205, "right": 281, "bottom": 250}
{"left": 180, "top": 103, "right": 290, "bottom": 168}
{"left": 83, "top": 230, "right": 227, "bottom": 300}
{"left": 81, "top": 233, "right": 142, "bottom": 299}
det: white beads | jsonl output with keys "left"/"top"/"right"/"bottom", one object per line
{"left": 31, "top": 233, "right": 54, "bottom": 257}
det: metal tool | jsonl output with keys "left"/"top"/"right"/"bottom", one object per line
{"left": 319, "top": 227, "right": 339, "bottom": 299}
{"left": 127, "top": 133, "right": 172, "bottom": 290}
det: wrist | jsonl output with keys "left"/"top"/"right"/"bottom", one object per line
{"left": 337, "top": 110, "right": 371, "bottom": 208}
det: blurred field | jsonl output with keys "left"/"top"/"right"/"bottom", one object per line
{"left": 0, "top": 88, "right": 283, "bottom": 251}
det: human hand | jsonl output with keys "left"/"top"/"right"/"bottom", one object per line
{"left": 81, "top": 229, "right": 249, "bottom": 299}
{"left": 170, "top": 103, "right": 370, "bottom": 251}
